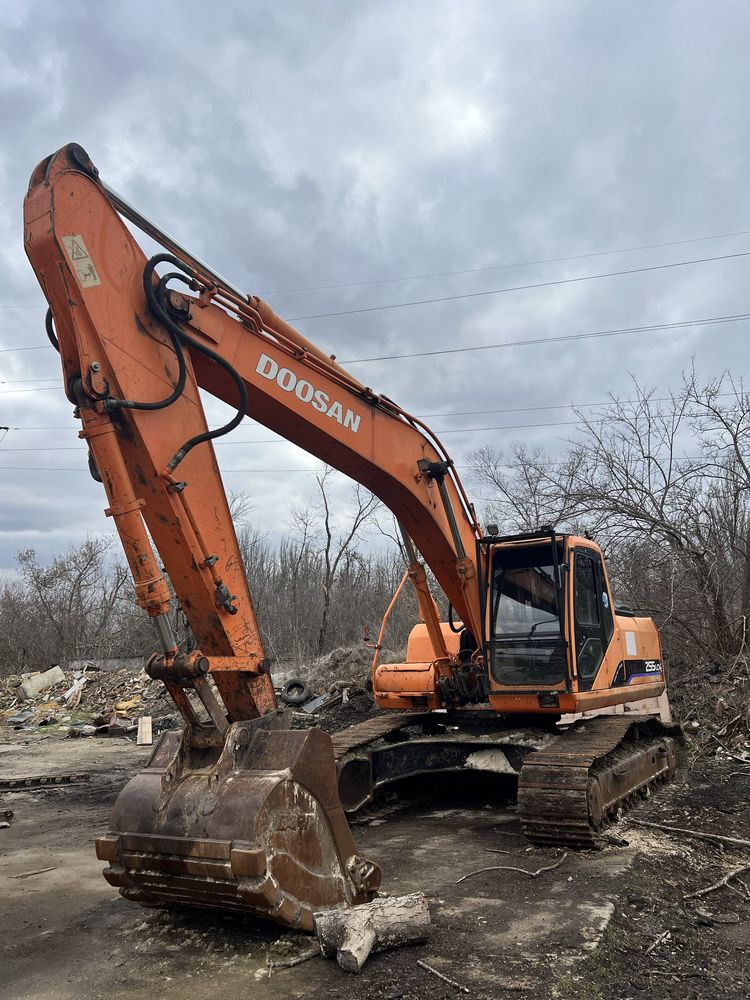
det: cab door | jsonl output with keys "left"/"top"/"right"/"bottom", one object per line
{"left": 573, "top": 548, "right": 614, "bottom": 691}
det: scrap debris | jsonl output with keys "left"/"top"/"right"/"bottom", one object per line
{"left": 136, "top": 716, "right": 153, "bottom": 746}
{"left": 1, "top": 663, "right": 173, "bottom": 738}
{"left": 1, "top": 652, "right": 378, "bottom": 739}
{"left": 18, "top": 665, "right": 65, "bottom": 701}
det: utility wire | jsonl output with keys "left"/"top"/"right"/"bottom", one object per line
{"left": 341, "top": 312, "right": 750, "bottom": 364}
{"left": 0, "top": 386, "right": 61, "bottom": 394}
{"left": 287, "top": 251, "right": 750, "bottom": 322}
{"left": 3, "top": 391, "right": 740, "bottom": 433}
{"left": 7, "top": 227, "right": 750, "bottom": 307}
{"left": 6, "top": 247, "right": 742, "bottom": 342}
{"left": 0, "top": 345, "right": 48, "bottom": 354}
{"left": 6, "top": 226, "right": 750, "bottom": 309}
{"left": 419, "top": 391, "right": 739, "bottom": 419}
{"left": 0, "top": 457, "right": 714, "bottom": 475}
{"left": 0, "top": 466, "right": 327, "bottom": 474}
{"left": 0, "top": 420, "right": 604, "bottom": 452}
{"left": 0, "top": 378, "right": 62, "bottom": 384}
{"left": 6, "top": 410, "right": 739, "bottom": 450}
{"left": 268, "top": 227, "right": 750, "bottom": 294}
{"left": 2, "top": 309, "right": 748, "bottom": 371}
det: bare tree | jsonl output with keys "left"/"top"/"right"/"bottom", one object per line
{"left": 469, "top": 372, "right": 750, "bottom": 666}
{"left": 313, "top": 469, "right": 380, "bottom": 655}
{"left": 0, "top": 537, "right": 152, "bottom": 673}
{"left": 470, "top": 442, "right": 581, "bottom": 532}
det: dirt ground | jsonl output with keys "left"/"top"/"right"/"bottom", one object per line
{"left": 2, "top": 725, "right": 749, "bottom": 1000}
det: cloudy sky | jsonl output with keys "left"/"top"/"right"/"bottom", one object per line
{"left": 1, "top": 0, "right": 749, "bottom": 573}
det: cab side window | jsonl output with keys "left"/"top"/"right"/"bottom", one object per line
{"left": 575, "top": 554, "right": 599, "bottom": 626}
{"left": 574, "top": 552, "right": 610, "bottom": 685}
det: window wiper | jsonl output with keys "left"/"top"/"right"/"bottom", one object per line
{"left": 526, "top": 617, "right": 557, "bottom": 638}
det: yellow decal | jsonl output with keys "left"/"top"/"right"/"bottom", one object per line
{"left": 62, "top": 235, "right": 101, "bottom": 289}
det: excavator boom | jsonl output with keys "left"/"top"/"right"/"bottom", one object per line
{"left": 23, "top": 143, "right": 484, "bottom": 927}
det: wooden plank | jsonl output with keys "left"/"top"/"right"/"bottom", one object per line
{"left": 136, "top": 716, "right": 153, "bottom": 746}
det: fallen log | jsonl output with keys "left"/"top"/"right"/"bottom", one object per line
{"left": 314, "top": 892, "right": 430, "bottom": 973}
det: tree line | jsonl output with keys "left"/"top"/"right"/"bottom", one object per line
{"left": 0, "top": 475, "right": 416, "bottom": 676}
{"left": 1, "top": 368, "right": 746, "bottom": 713}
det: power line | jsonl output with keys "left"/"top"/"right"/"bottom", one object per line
{"left": 437, "top": 420, "right": 602, "bottom": 434}
{"left": 418, "top": 391, "right": 739, "bottom": 419}
{"left": 3, "top": 309, "right": 747, "bottom": 374}
{"left": 287, "top": 250, "right": 750, "bottom": 322}
{"left": 0, "top": 421, "right": 584, "bottom": 451}
{"left": 0, "top": 456, "right": 714, "bottom": 475}
{"left": 0, "top": 345, "right": 48, "bottom": 354}
{"left": 0, "top": 386, "right": 60, "bottom": 394}
{"left": 342, "top": 312, "right": 750, "bottom": 364}
{"left": 3, "top": 390, "right": 741, "bottom": 433}
{"left": 0, "top": 378, "right": 62, "bottom": 385}
{"left": 4, "top": 414, "right": 731, "bottom": 452}
{"left": 6, "top": 227, "right": 749, "bottom": 308}
{"left": 269, "top": 226, "right": 750, "bottom": 295}
{"left": 0, "top": 466, "right": 326, "bottom": 474}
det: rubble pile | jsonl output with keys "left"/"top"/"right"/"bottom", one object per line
{"left": 0, "top": 645, "right": 399, "bottom": 740}
{"left": 279, "top": 645, "right": 404, "bottom": 733}
{"left": 290, "top": 644, "right": 402, "bottom": 691}
{"left": 0, "top": 663, "right": 174, "bottom": 738}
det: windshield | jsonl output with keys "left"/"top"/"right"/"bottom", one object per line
{"left": 494, "top": 564, "right": 558, "bottom": 636}
{"left": 490, "top": 542, "right": 567, "bottom": 686}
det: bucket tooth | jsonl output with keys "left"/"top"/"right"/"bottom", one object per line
{"left": 95, "top": 718, "right": 381, "bottom": 929}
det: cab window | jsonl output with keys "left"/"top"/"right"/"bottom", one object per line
{"left": 490, "top": 542, "right": 567, "bottom": 686}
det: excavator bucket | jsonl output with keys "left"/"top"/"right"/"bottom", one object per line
{"left": 95, "top": 715, "right": 381, "bottom": 931}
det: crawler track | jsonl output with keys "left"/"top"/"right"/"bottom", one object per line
{"left": 0, "top": 772, "right": 90, "bottom": 790}
{"left": 517, "top": 716, "right": 686, "bottom": 847}
{"left": 330, "top": 712, "right": 428, "bottom": 759}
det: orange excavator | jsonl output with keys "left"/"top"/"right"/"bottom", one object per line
{"left": 23, "top": 143, "right": 684, "bottom": 931}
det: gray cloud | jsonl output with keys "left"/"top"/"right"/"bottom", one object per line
{"left": 1, "top": 0, "right": 749, "bottom": 570}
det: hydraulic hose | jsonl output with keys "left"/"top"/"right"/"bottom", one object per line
{"left": 71, "top": 251, "right": 248, "bottom": 473}
{"left": 45, "top": 308, "right": 59, "bottom": 352}
{"left": 164, "top": 324, "right": 247, "bottom": 471}
{"left": 104, "top": 255, "right": 191, "bottom": 412}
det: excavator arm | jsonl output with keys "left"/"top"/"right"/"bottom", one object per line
{"left": 25, "top": 144, "right": 482, "bottom": 694}
{"left": 23, "top": 142, "right": 483, "bottom": 928}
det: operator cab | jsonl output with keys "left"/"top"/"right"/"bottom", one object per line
{"left": 480, "top": 527, "right": 623, "bottom": 709}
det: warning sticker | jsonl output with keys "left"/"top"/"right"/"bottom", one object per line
{"left": 61, "top": 235, "right": 101, "bottom": 288}
{"left": 625, "top": 630, "right": 637, "bottom": 657}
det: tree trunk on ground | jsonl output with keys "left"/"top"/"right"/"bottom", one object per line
{"left": 314, "top": 893, "right": 431, "bottom": 972}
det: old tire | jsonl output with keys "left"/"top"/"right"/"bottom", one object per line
{"left": 279, "top": 678, "right": 312, "bottom": 707}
